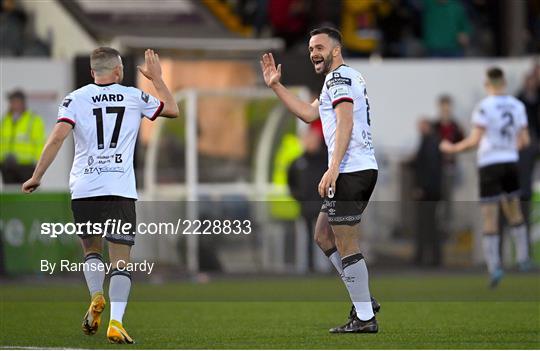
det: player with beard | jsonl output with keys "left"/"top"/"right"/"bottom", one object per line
{"left": 261, "top": 27, "right": 380, "bottom": 333}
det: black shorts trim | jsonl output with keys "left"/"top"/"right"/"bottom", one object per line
{"left": 71, "top": 195, "right": 136, "bottom": 246}
{"left": 320, "top": 169, "right": 377, "bottom": 225}
{"left": 479, "top": 162, "right": 520, "bottom": 201}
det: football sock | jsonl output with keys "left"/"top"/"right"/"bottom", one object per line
{"left": 482, "top": 234, "right": 500, "bottom": 274}
{"left": 83, "top": 253, "right": 105, "bottom": 297}
{"left": 324, "top": 247, "right": 343, "bottom": 276}
{"left": 109, "top": 269, "right": 131, "bottom": 323}
{"left": 341, "top": 253, "right": 374, "bottom": 321}
{"left": 510, "top": 224, "right": 529, "bottom": 264}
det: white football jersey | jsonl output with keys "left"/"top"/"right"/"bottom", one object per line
{"left": 472, "top": 95, "right": 528, "bottom": 167}
{"left": 319, "top": 64, "right": 377, "bottom": 173}
{"left": 57, "top": 83, "right": 163, "bottom": 199}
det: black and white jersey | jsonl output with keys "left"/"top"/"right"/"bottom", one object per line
{"left": 57, "top": 83, "right": 163, "bottom": 199}
{"left": 472, "top": 95, "right": 528, "bottom": 167}
{"left": 318, "top": 64, "right": 377, "bottom": 173}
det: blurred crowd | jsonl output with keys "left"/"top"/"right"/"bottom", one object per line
{"left": 0, "top": 0, "right": 50, "bottom": 57}
{"left": 232, "top": 0, "right": 540, "bottom": 57}
{"left": 3, "top": 0, "right": 539, "bottom": 58}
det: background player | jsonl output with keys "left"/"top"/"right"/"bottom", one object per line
{"left": 261, "top": 27, "right": 379, "bottom": 333}
{"left": 440, "top": 67, "right": 531, "bottom": 287}
{"left": 22, "top": 47, "right": 178, "bottom": 343}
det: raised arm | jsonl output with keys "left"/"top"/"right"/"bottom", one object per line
{"left": 22, "top": 122, "right": 72, "bottom": 193}
{"left": 138, "top": 49, "right": 179, "bottom": 118}
{"left": 260, "top": 53, "right": 319, "bottom": 123}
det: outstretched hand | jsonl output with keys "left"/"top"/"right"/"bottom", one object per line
{"left": 260, "top": 53, "right": 281, "bottom": 88}
{"left": 138, "top": 49, "right": 162, "bottom": 81}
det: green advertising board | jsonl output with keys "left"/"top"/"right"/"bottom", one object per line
{"left": 0, "top": 192, "right": 80, "bottom": 274}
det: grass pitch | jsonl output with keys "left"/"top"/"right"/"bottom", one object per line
{"left": 1, "top": 273, "right": 539, "bottom": 349}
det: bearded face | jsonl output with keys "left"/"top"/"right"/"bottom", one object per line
{"left": 309, "top": 34, "right": 337, "bottom": 75}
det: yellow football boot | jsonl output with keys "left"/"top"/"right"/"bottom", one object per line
{"left": 82, "top": 292, "right": 106, "bottom": 335}
{"left": 107, "top": 319, "right": 134, "bottom": 344}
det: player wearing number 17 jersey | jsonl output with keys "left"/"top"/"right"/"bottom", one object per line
{"left": 60, "top": 82, "right": 163, "bottom": 200}
{"left": 22, "top": 47, "right": 179, "bottom": 343}
{"left": 440, "top": 67, "right": 531, "bottom": 288}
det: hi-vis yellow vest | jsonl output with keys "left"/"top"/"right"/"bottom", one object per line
{"left": 269, "top": 133, "right": 303, "bottom": 220}
{"left": 0, "top": 111, "right": 46, "bottom": 165}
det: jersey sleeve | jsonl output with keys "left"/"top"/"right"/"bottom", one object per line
{"left": 138, "top": 89, "right": 164, "bottom": 121}
{"left": 471, "top": 103, "right": 487, "bottom": 128}
{"left": 326, "top": 72, "right": 354, "bottom": 109}
{"left": 57, "top": 94, "right": 77, "bottom": 128}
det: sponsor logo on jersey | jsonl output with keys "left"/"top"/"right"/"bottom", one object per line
{"left": 332, "top": 86, "right": 349, "bottom": 99}
{"left": 326, "top": 73, "right": 352, "bottom": 89}
{"left": 84, "top": 166, "right": 125, "bottom": 175}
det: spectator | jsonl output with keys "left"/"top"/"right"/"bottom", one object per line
{"left": 411, "top": 118, "right": 443, "bottom": 266}
{"left": 0, "top": 0, "right": 27, "bottom": 56}
{"left": 517, "top": 70, "right": 540, "bottom": 246}
{"left": 422, "top": 0, "right": 471, "bottom": 57}
{"left": 431, "top": 94, "right": 463, "bottom": 238}
{"left": 526, "top": 0, "right": 540, "bottom": 54}
{"left": 517, "top": 72, "right": 540, "bottom": 143}
{"left": 287, "top": 121, "right": 327, "bottom": 271}
{"left": 307, "top": 0, "right": 342, "bottom": 34}
{"left": 432, "top": 94, "right": 464, "bottom": 160}
{"left": 340, "top": 0, "right": 392, "bottom": 57}
{"left": 268, "top": 0, "right": 309, "bottom": 49}
{"left": 378, "top": 0, "right": 415, "bottom": 57}
{"left": 0, "top": 90, "right": 46, "bottom": 184}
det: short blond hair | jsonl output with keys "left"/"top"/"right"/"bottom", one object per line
{"left": 90, "top": 47, "right": 122, "bottom": 75}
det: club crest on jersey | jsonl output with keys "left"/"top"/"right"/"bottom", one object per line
{"left": 326, "top": 73, "right": 351, "bottom": 89}
{"left": 91, "top": 94, "right": 124, "bottom": 103}
{"left": 141, "top": 91, "right": 150, "bottom": 103}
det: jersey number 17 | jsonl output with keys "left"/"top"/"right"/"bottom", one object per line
{"left": 92, "top": 107, "right": 125, "bottom": 149}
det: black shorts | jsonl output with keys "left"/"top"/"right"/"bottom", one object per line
{"left": 479, "top": 162, "right": 520, "bottom": 202}
{"left": 71, "top": 195, "right": 136, "bottom": 246}
{"left": 320, "top": 169, "right": 378, "bottom": 225}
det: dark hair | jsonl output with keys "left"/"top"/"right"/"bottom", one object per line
{"left": 8, "top": 89, "right": 25, "bottom": 101}
{"left": 438, "top": 94, "right": 452, "bottom": 104}
{"left": 309, "top": 27, "right": 342, "bottom": 45}
{"left": 486, "top": 67, "right": 505, "bottom": 83}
